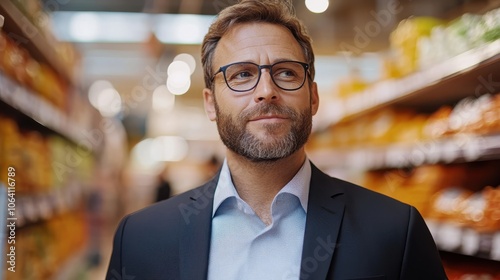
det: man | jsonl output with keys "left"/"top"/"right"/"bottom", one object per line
{"left": 106, "top": 0, "right": 447, "bottom": 279}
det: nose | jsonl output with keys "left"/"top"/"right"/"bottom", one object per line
{"left": 253, "top": 69, "right": 279, "bottom": 102}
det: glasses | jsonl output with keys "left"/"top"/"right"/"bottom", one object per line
{"left": 212, "top": 60, "right": 309, "bottom": 92}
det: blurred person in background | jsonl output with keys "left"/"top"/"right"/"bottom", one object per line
{"left": 154, "top": 165, "right": 172, "bottom": 202}
{"left": 106, "top": 0, "right": 447, "bottom": 279}
{"left": 202, "top": 155, "right": 222, "bottom": 181}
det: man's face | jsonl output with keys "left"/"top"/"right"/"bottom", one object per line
{"left": 203, "top": 22, "right": 319, "bottom": 162}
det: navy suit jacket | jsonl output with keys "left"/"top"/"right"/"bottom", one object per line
{"left": 106, "top": 164, "right": 447, "bottom": 280}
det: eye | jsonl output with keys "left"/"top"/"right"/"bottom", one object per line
{"left": 232, "top": 71, "right": 254, "bottom": 80}
{"left": 226, "top": 64, "right": 258, "bottom": 82}
{"left": 274, "top": 68, "right": 298, "bottom": 80}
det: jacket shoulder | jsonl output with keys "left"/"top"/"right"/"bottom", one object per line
{"left": 124, "top": 181, "right": 216, "bottom": 228}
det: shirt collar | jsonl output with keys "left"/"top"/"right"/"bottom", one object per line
{"left": 212, "top": 158, "right": 311, "bottom": 217}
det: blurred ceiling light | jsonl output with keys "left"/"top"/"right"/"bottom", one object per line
{"left": 155, "top": 14, "right": 211, "bottom": 44}
{"left": 151, "top": 136, "right": 189, "bottom": 162}
{"left": 174, "top": 53, "right": 196, "bottom": 74}
{"left": 167, "top": 60, "right": 192, "bottom": 95}
{"left": 51, "top": 11, "right": 213, "bottom": 44}
{"left": 168, "top": 60, "right": 191, "bottom": 77}
{"left": 305, "top": 0, "right": 329, "bottom": 13}
{"left": 131, "top": 138, "right": 160, "bottom": 169}
{"left": 167, "top": 77, "right": 191, "bottom": 95}
{"left": 56, "top": 12, "right": 149, "bottom": 42}
{"left": 152, "top": 85, "right": 175, "bottom": 112}
{"left": 69, "top": 13, "right": 100, "bottom": 42}
{"left": 88, "top": 80, "right": 114, "bottom": 108}
{"left": 96, "top": 88, "right": 122, "bottom": 117}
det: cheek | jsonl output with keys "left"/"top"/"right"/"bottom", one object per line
{"left": 216, "top": 94, "right": 249, "bottom": 117}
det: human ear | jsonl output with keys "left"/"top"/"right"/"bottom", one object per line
{"left": 310, "top": 82, "right": 319, "bottom": 115}
{"left": 203, "top": 88, "right": 217, "bottom": 121}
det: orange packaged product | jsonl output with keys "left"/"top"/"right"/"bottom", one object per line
{"left": 479, "top": 93, "right": 500, "bottom": 134}
{"left": 394, "top": 113, "right": 428, "bottom": 144}
{"left": 24, "top": 131, "right": 52, "bottom": 192}
{"left": 383, "top": 110, "right": 417, "bottom": 144}
{"left": 458, "top": 186, "right": 500, "bottom": 233}
{"left": 427, "top": 187, "right": 473, "bottom": 221}
{"left": 401, "top": 165, "right": 467, "bottom": 216}
{"left": 366, "top": 109, "right": 399, "bottom": 145}
{"left": 322, "top": 123, "right": 345, "bottom": 148}
{"left": 0, "top": 31, "right": 16, "bottom": 78}
{"left": 447, "top": 97, "right": 483, "bottom": 135}
{"left": 25, "top": 61, "right": 66, "bottom": 109}
{"left": 459, "top": 94, "right": 494, "bottom": 134}
{"left": 423, "top": 105, "right": 453, "bottom": 139}
{"left": 0, "top": 117, "right": 25, "bottom": 191}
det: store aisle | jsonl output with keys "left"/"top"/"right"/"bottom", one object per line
{"left": 85, "top": 229, "right": 113, "bottom": 280}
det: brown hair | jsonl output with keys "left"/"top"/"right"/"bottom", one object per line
{"left": 201, "top": 0, "right": 315, "bottom": 89}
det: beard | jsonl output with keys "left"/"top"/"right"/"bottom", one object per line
{"left": 214, "top": 100, "right": 313, "bottom": 162}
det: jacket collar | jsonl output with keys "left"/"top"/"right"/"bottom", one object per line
{"left": 179, "top": 176, "right": 218, "bottom": 280}
{"left": 299, "top": 163, "right": 346, "bottom": 279}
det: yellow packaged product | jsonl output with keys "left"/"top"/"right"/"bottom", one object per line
{"left": 0, "top": 117, "right": 25, "bottom": 191}
{"left": 390, "top": 17, "right": 442, "bottom": 76}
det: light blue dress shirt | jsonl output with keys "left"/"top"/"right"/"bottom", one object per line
{"left": 208, "top": 159, "right": 311, "bottom": 280}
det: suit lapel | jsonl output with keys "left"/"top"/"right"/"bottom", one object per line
{"left": 179, "top": 178, "right": 217, "bottom": 280}
{"left": 300, "top": 164, "right": 345, "bottom": 279}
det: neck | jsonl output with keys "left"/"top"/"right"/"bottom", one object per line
{"left": 226, "top": 149, "right": 306, "bottom": 224}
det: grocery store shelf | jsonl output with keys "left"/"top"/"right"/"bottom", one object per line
{"left": 53, "top": 246, "right": 89, "bottom": 280}
{"left": 0, "top": 72, "right": 96, "bottom": 151}
{"left": 309, "top": 133, "right": 500, "bottom": 170}
{"left": 0, "top": 184, "right": 7, "bottom": 280}
{"left": 329, "top": 40, "right": 500, "bottom": 124}
{"left": 15, "top": 183, "right": 84, "bottom": 228}
{"left": 0, "top": 0, "right": 76, "bottom": 84}
{"left": 427, "top": 219, "right": 500, "bottom": 262}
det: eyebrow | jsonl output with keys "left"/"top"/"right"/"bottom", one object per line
{"left": 220, "top": 58, "right": 305, "bottom": 66}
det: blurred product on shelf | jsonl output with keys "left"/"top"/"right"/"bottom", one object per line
{"left": 3, "top": 210, "right": 88, "bottom": 280}
{"left": 7, "top": 0, "right": 80, "bottom": 75}
{"left": 443, "top": 252, "right": 500, "bottom": 280}
{"left": 362, "top": 163, "right": 500, "bottom": 269}
{"left": 363, "top": 164, "right": 463, "bottom": 216}
{"left": 425, "top": 93, "right": 500, "bottom": 138}
{"left": 0, "top": 30, "right": 68, "bottom": 111}
{"left": 10, "top": 0, "right": 52, "bottom": 38}
{"left": 337, "top": 8, "right": 500, "bottom": 99}
{"left": 362, "top": 162, "right": 500, "bottom": 219}
{"left": 389, "top": 8, "right": 500, "bottom": 78}
{"left": 0, "top": 30, "right": 29, "bottom": 83}
{"left": 419, "top": 8, "right": 500, "bottom": 69}
{"left": 0, "top": 115, "right": 94, "bottom": 195}
{"left": 309, "top": 92, "right": 500, "bottom": 151}
{"left": 423, "top": 106, "right": 454, "bottom": 139}
{"left": 336, "top": 68, "right": 369, "bottom": 99}
{"left": 458, "top": 186, "right": 500, "bottom": 233}
{"left": 309, "top": 108, "right": 425, "bottom": 148}
{"left": 0, "top": 116, "right": 24, "bottom": 191}
{"left": 389, "top": 16, "right": 442, "bottom": 77}
{"left": 430, "top": 186, "right": 500, "bottom": 233}
{"left": 0, "top": 2, "right": 116, "bottom": 278}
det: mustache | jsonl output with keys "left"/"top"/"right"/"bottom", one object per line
{"left": 240, "top": 103, "right": 297, "bottom": 121}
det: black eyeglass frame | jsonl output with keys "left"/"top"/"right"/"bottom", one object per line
{"left": 212, "top": 60, "right": 310, "bottom": 92}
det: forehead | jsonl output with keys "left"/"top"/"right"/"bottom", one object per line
{"left": 213, "top": 22, "right": 306, "bottom": 66}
